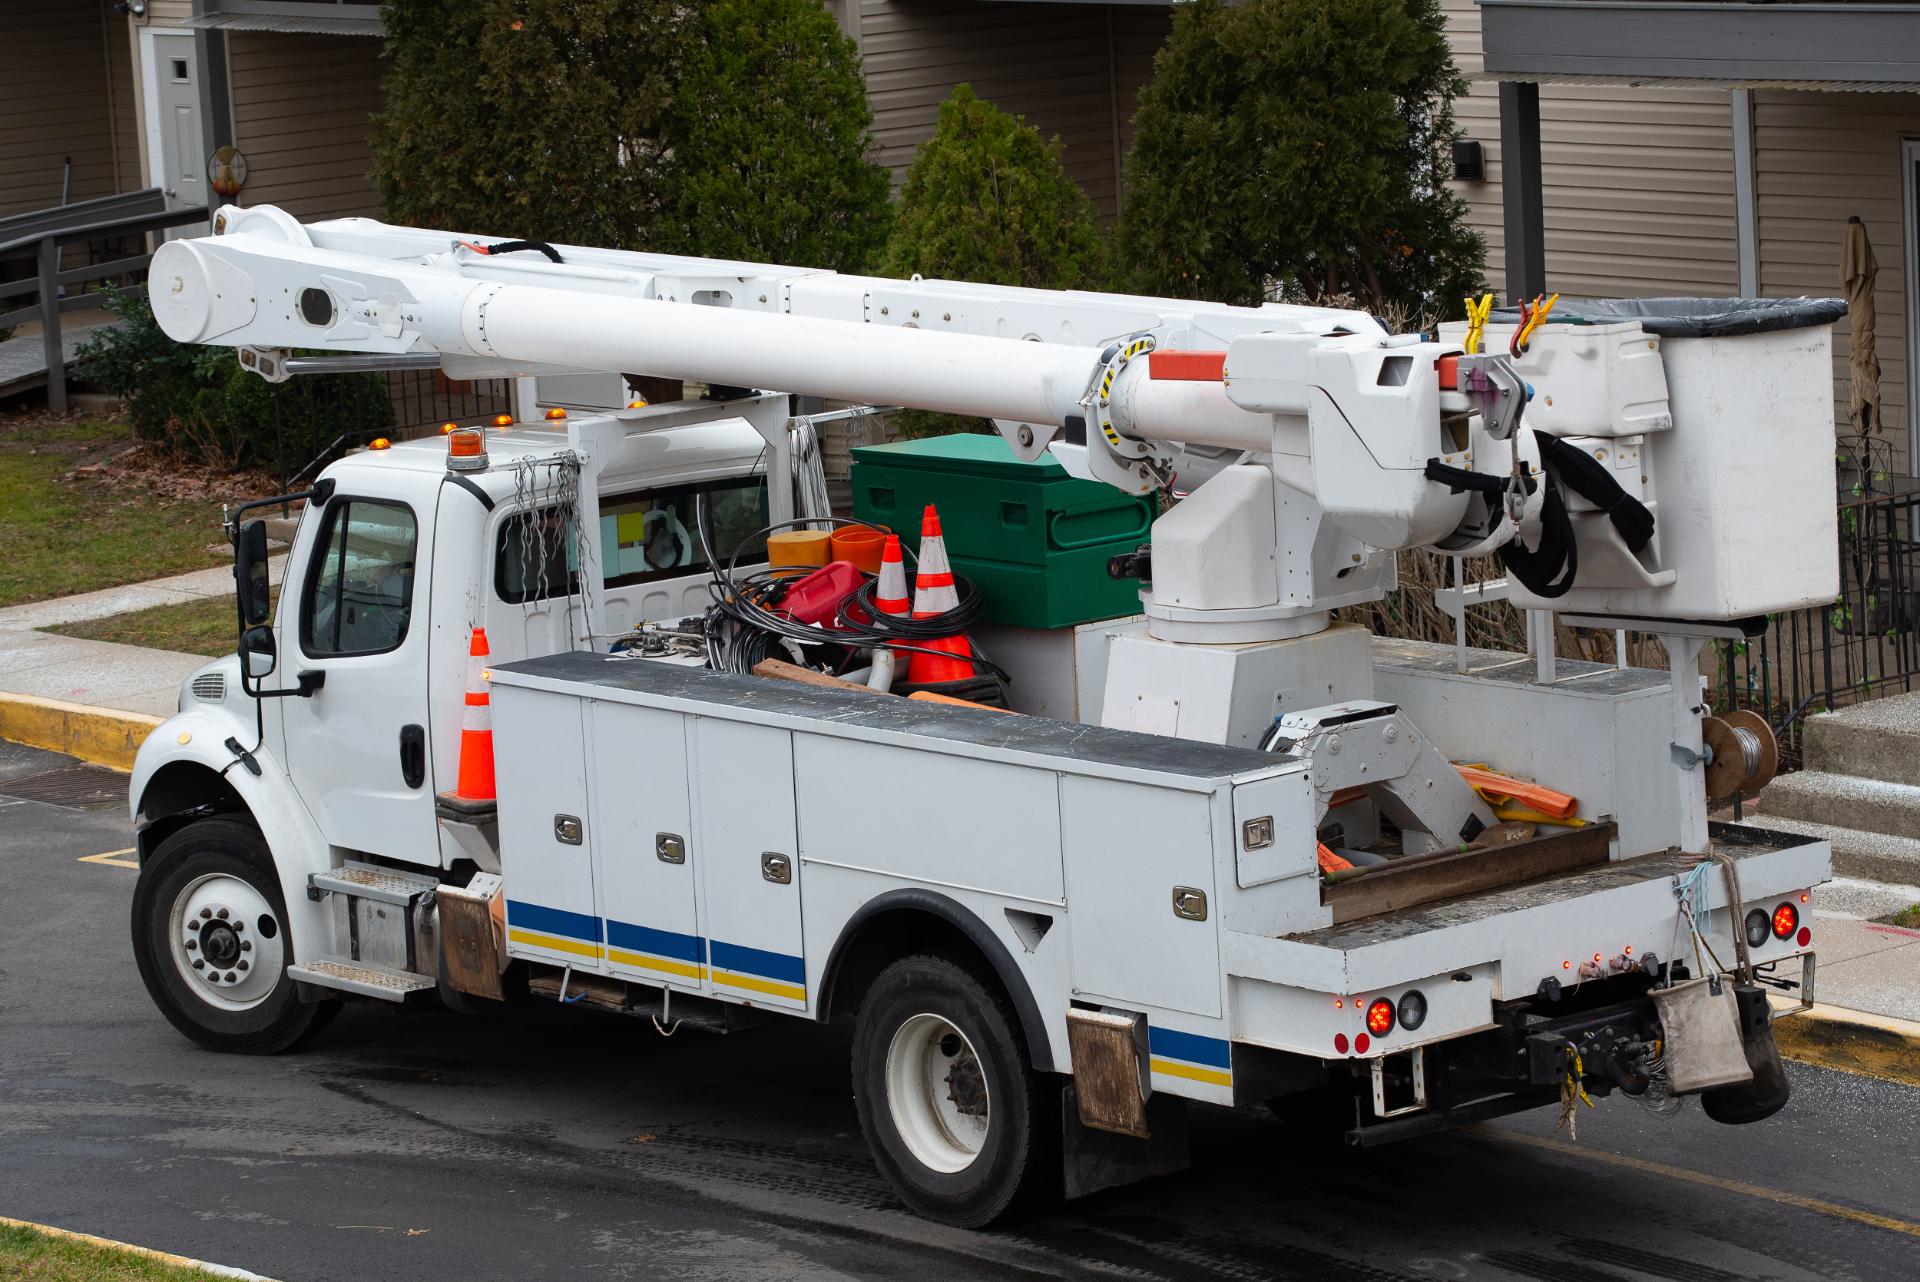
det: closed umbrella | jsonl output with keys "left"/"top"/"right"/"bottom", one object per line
{"left": 1842, "top": 215, "right": 1881, "bottom": 434}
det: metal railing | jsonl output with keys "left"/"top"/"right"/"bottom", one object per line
{"left": 0, "top": 200, "right": 212, "bottom": 412}
{"left": 1719, "top": 447, "right": 1920, "bottom": 766}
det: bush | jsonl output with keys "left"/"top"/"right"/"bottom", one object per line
{"left": 660, "top": 0, "right": 891, "bottom": 270}
{"left": 878, "top": 85, "right": 1110, "bottom": 436}
{"left": 372, "top": 0, "right": 678, "bottom": 250}
{"left": 1118, "top": 0, "right": 1484, "bottom": 327}
{"left": 75, "top": 290, "right": 392, "bottom": 473}
{"left": 879, "top": 85, "right": 1107, "bottom": 290}
{"left": 373, "top": 0, "right": 889, "bottom": 271}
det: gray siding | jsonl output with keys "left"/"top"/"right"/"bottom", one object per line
{"left": 1753, "top": 90, "right": 1919, "bottom": 460}
{"left": 853, "top": 1, "right": 1169, "bottom": 220}
{"left": 1443, "top": 0, "right": 1740, "bottom": 299}
{"left": 2, "top": 2, "right": 142, "bottom": 218}
{"left": 226, "top": 31, "right": 384, "bottom": 221}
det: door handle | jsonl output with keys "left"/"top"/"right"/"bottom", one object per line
{"left": 399, "top": 724, "right": 426, "bottom": 789}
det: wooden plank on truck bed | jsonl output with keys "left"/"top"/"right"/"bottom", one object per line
{"left": 1322, "top": 823, "right": 1616, "bottom": 925}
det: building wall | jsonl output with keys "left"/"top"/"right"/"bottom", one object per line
{"left": 1442, "top": 0, "right": 1740, "bottom": 299}
{"left": 1752, "top": 90, "right": 1918, "bottom": 460}
{"left": 1, "top": 2, "right": 143, "bottom": 218}
{"left": 226, "top": 32, "right": 385, "bottom": 221}
{"left": 852, "top": 1, "right": 1170, "bottom": 220}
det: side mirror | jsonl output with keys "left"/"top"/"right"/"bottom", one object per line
{"left": 240, "top": 624, "right": 277, "bottom": 680}
{"left": 235, "top": 519, "right": 272, "bottom": 627}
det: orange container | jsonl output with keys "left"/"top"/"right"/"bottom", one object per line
{"left": 830, "top": 526, "right": 889, "bottom": 575}
{"left": 768, "top": 529, "right": 831, "bottom": 578}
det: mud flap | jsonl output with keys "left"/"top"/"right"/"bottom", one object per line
{"left": 1701, "top": 984, "right": 1792, "bottom": 1124}
{"left": 1061, "top": 1087, "right": 1189, "bottom": 1200}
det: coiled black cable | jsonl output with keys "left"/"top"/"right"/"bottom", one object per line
{"left": 694, "top": 508, "right": 1006, "bottom": 682}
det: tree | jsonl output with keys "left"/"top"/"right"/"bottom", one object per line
{"left": 372, "top": 1, "right": 677, "bottom": 249}
{"left": 1118, "top": 0, "right": 1484, "bottom": 326}
{"left": 877, "top": 85, "right": 1107, "bottom": 290}
{"left": 371, "top": 0, "right": 889, "bottom": 272}
{"left": 878, "top": 85, "right": 1109, "bottom": 436}
{"left": 661, "top": 0, "right": 891, "bottom": 271}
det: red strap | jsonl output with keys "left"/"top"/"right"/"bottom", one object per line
{"left": 1147, "top": 350, "right": 1227, "bottom": 382}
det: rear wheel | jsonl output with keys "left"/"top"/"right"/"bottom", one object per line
{"left": 851, "top": 954, "right": 1056, "bottom": 1226}
{"left": 131, "top": 817, "right": 337, "bottom": 1054}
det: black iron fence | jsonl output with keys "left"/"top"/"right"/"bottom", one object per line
{"left": 269, "top": 367, "right": 514, "bottom": 492}
{"left": 1719, "top": 435, "right": 1920, "bottom": 765}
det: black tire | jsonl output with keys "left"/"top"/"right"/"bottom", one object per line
{"left": 850, "top": 954, "right": 1058, "bottom": 1227}
{"left": 131, "top": 816, "right": 338, "bottom": 1054}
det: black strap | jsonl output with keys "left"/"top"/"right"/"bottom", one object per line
{"left": 484, "top": 239, "right": 564, "bottom": 264}
{"left": 1424, "top": 458, "right": 1506, "bottom": 496}
{"left": 443, "top": 473, "right": 495, "bottom": 511}
{"left": 1535, "top": 432, "right": 1654, "bottom": 553}
{"left": 1499, "top": 469, "right": 1578, "bottom": 598}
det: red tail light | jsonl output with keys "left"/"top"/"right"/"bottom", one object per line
{"left": 1772, "top": 902, "right": 1799, "bottom": 940}
{"left": 1355, "top": 1033, "right": 1372, "bottom": 1055}
{"left": 1366, "top": 998, "right": 1395, "bottom": 1036}
{"left": 1333, "top": 1033, "right": 1350, "bottom": 1055}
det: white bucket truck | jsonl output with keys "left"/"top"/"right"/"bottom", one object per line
{"left": 128, "top": 205, "right": 1833, "bottom": 1225}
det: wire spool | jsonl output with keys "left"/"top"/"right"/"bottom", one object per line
{"left": 1701, "top": 709, "right": 1779, "bottom": 800}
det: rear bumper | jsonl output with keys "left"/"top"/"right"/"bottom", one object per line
{"left": 1225, "top": 825, "right": 1830, "bottom": 1063}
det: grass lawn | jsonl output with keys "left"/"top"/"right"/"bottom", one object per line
{"left": 44, "top": 592, "right": 256, "bottom": 657}
{"left": 0, "top": 416, "right": 233, "bottom": 608}
{"left": 0, "top": 1220, "right": 246, "bottom": 1281}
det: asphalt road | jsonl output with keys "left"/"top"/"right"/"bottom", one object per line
{"left": 2, "top": 738, "right": 1917, "bottom": 1282}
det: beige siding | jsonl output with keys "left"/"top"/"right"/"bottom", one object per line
{"left": 142, "top": 1, "right": 196, "bottom": 24}
{"left": 1752, "top": 90, "right": 1918, "bottom": 460}
{"left": 856, "top": 1, "right": 1168, "bottom": 221}
{"left": 227, "top": 32, "right": 384, "bottom": 221}
{"left": 2, "top": 2, "right": 142, "bottom": 217}
{"left": 1442, "top": 0, "right": 1739, "bottom": 299}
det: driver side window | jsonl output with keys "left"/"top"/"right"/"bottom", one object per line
{"left": 301, "top": 500, "right": 418, "bottom": 657}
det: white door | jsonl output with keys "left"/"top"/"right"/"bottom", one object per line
{"left": 589, "top": 702, "right": 704, "bottom": 993}
{"left": 691, "top": 719, "right": 808, "bottom": 1011}
{"left": 279, "top": 494, "right": 440, "bottom": 863}
{"left": 145, "top": 31, "right": 206, "bottom": 212}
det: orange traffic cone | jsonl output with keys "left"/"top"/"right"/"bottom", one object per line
{"left": 874, "top": 534, "right": 911, "bottom": 639}
{"left": 456, "top": 627, "right": 496, "bottom": 801}
{"left": 907, "top": 504, "right": 976, "bottom": 683}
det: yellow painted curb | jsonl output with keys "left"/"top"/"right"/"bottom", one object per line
{"left": 0, "top": 691, "right": 159, "bottom": 772}
{"left": 0, "top": 1214, "right": 278, "bottom": 1280}
{"left": 1773, "top": 1002, "right": 1920, "bottom": 1089}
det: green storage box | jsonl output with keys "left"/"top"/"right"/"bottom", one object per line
{"left": 850, "top": 434, "right": 1152, "bottom": 629}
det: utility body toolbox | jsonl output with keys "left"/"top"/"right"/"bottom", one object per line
{"left": 851, "top": 434, "right": 1153, "bottom": 629}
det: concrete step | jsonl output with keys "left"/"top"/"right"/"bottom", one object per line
{"left": 1804, "top": 694, "right": 1920, "bottom": 788}
{"left": 1737, "top": 811, "right": 1920, "bottom": 886}
{"left": 1759, "top": 770, "right": 1920, "bottom": 842}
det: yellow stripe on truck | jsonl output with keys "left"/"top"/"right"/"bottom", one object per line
{"left": 1150, "top": 1057, "right": 1233, "bottom": 1088}
{"left": 507, "top": 928, "right": 604, "bottom": 960}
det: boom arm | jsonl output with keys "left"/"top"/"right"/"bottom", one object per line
{"left": 152, "top": 204, "right": 1536, "bottom": 638}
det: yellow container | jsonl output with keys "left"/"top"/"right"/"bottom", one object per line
{"left": 768, "top": 529, "right": 832, "bottom": 578}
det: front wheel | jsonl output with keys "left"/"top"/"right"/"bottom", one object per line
{"left": 851, "top": 955, "right": 1057, "bottom": 1227}
{"left": 131, "top": 816, "right": 337, "bottom": 1054}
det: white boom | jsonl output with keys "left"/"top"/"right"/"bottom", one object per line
{"left": 153, "top": 205, "right": 1554, "bottom": 650}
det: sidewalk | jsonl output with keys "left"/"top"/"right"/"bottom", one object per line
{"left": 0, "top": 558, "right": 282, "bottom": 767}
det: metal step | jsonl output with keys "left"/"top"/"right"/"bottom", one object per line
{"left": 289, "top": 956, "right": 437, "bottom": 1002}
{"left": 527, "top": 972, "right": 768, "bottom": 1033}
{"left": 308, "top": 861, "right": 440, "bottom": 906}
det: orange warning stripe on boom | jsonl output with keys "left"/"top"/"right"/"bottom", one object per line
{"left": 1147, "top": 350, "right": 1227, "bottom": 382}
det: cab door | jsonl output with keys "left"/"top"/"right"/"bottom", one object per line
{"left": 280, "top": 493, "right": 439, "bottom": 862}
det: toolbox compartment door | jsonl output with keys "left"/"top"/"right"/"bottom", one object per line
{"left": 495, "top": 689, "right": 604, "bottom": 969}
{"left": 588, "top": 701, "right": 705, "bottom": 992}
{"left": 1063, "top": 776, "right": 1222, "bottom": 1018}
{"left": 692, "top": 718, "right": 809, "bottom": 1010}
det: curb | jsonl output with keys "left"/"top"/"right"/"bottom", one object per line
{"left": 0, "top": 1215, "right": 278, "bottom": 1281}
{"left": 0, "top": 691, "right": 159, "bottom": 772}
{"left": 1773, "top": 1002, "right": 1920, "bottom": 1089}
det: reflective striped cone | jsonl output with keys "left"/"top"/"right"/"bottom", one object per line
{"left": 456, "top": 627, "right": 497, "bottom": 801}
{"left": 907, "top": 504, "right": 975, "bottom": 683}
{"left": 874, "top": 533, "right": 911, "bottom": 656}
